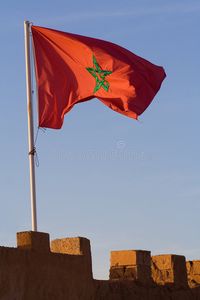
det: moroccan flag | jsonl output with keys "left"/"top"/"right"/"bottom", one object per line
{"left": 32, "top": 26, "right": 166, "bottom": 129}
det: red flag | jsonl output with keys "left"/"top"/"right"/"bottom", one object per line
{"left": 32, "top": 26, "right": 166, "bottom": 129}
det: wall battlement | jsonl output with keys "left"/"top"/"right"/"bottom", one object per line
{"left": 0, "top": 231, "right": 200, "bottom": 300}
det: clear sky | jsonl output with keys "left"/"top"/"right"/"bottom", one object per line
{"left": 0, "top": 0, "right": 199, "bottom": 279}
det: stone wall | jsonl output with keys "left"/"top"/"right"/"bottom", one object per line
{"left": 0, "top": 231, "right": 200, "bottom": 300}
{"left": 0, "top": 232, "right": 93, "bottom": 300}
{"left": 187, "top": 260, "right": 200, "bottom": 288}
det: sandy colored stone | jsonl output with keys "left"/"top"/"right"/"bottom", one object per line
{"left": 1, "top": 231, "right": 200, "bottom": 299}
{"left": 192, "top": 261, "right": 200, "bottom": 275}
{"left": 17, "top": 231, "right": 50, "bottom": 253}
{"left": 186, "top": 260, "right": 200, "bottom": 274}
{"left": 152, "top": 255, "right": 172, "bottom": 270}
{"left": 109, "top": 266, "right": 125, "bottom": 279}
{"left": 152, "top": 254, "right": 188, "bottom": 287}
{"left": 110, "top": 250, "right": 151, "bottom": 267}
{"left": 110, "top": 262, "right": 151, "bottom": 284}
{"left": 152, "top": 265, "right": 174, "bottom": 285}
{"left": 187, "top": 260, "right": 200, "bottom": 287}
{"left": 51, "top": 237, "right": 90, "bottom": 255}
{"left": 51, "top": 236, "right": 93, "bottom": 279}
{"left": 125, "top": 265, "right": 151, "bottom": 283}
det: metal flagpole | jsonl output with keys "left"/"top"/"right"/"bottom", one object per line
{"left": 24, "top": 20, "right": 38, "bottom": 231}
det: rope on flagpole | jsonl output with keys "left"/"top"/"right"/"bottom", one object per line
{"left": 28, "top": 25, "right": 47, "bottom": 168}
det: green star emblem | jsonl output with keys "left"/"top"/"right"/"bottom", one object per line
{"left": 86, "top": 55, "right": 112, "bottom": 93}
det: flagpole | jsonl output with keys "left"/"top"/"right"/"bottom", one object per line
{"left": 24, "top": 20, "right": 38, "bottom": 231}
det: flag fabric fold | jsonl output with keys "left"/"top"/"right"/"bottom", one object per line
{"left": 32, "top": 25, "right": 166, "bottom": 129}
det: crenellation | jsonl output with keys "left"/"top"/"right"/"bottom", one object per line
{"left": 110, "top": 250, "right": 152, "bottom": 284}
{"left": 0, "top": 231, "right": 200, "bottom": 299}
{"left": 110, "top": 250, "right": 151, "bottom": 267}
{"left": 17, "top": 231, "right": 50, "bottom": 253}
{"left": 51, "top": 237, "right": 91, "bottom": 256}
{"left": 187, "top": 260, "right": 200, "bottom": 287}
{"left": 51, "top": 236, "right": 93, "bottom": 278}
{"left": 151, "top": 254, "right": 188, "bottom": 287}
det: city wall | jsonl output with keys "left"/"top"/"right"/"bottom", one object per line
{"left": 0, "top": 231, "right": 200, "bottom": 300}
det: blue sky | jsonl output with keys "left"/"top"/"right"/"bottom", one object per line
{"left": 0, "top": 0, "right": 199, "bottom": 278}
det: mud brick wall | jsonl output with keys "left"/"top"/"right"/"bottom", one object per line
{"left": 151, "top": 254, "right": 188, "bottom": 287}
{"left": 0, "top": 231, "right": 200, "bottom": 300}
{"left": 0, "top": 231, "right": 93, "bottom": 300}
{"left": 187, "top": 260, "right": 200, "bottom": 287}
{"left": 110, "top": 250, "right": 151, "bottom": 284}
